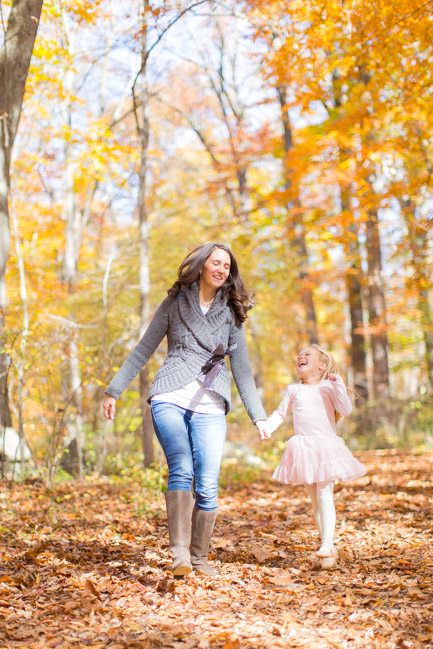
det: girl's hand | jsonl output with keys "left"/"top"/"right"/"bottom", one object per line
{"left": 328, "top": 373, "right": 338, "bottom": 381}
{"left": 103, "top": 396, "right": 116, "bottom": 420}
{"left": 256, "top": 420, "right": 271, "bottom": 440}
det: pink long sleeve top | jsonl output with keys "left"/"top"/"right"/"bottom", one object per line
{"left": 266, "top": 375, "right": 352, "bottom": 437}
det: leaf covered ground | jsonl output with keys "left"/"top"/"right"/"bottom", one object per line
{"left": 0, "top": 449, "right": 432, "bottom": 649}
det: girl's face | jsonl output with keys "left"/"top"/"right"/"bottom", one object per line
{"left": 296, "top": 347, "right": 326, "bottom": 381}
{"left": 201, "top": 248, "right": 231, "bottom": 293}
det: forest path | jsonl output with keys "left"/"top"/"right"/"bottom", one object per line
{"left": 0, "top": 450, "right": 432, "bottom": 649}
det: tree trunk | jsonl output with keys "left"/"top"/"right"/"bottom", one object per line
{"left": 98, "top": 247, "right": 117, "bottom": 474}
{"left": 277, "top": 84, "right": 318, "bottom": 345}
{"left": 137, "top": 0, "right": 154, "bottom": 467}
{"left": 402, "top": 199, "right": 433, "bottom": 390}
{"left": 346, "top": 242, "right": 368, "bottom": 401}
{"left": 62, "top": 157, "right": 82, "bottom": 291}
{"left": 61, "top": 332, "right": 84, "bottom": 476}
{"left": 329, "top": 64, "right": 368, "bottom": 398}
{"left": 57, "top": 22, "right": 83, "bottom": 473}
{"left": 417, "top": 268, "right": 433, "bottom": 391}
{"left": 61, "top": 27, "right": 82, "bottom": 293}
{"left": 365, "top": 207, "right": 390, "bottom": 399}
{"left": 10, "top": 195, "right": 33, "bottom": 464}
{"left": 0, "top": 0, "right": 44, "bottom": 429}
{"left": 339, "top": 175, "right": 368, "bottom": 401}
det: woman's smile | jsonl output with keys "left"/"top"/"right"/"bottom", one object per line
{"left": 201, "top": 248, "right": 231, "bottom": 291}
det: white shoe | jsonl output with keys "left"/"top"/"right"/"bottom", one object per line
{"left": 316, "top": 544, "right": 335, "bottom": 558}
{"left": 320, "top": 547, "right": 338, "bottom": 569}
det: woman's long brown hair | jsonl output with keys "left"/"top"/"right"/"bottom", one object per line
{"left": 167, "top": 243, "right": 254, "bottom": 323}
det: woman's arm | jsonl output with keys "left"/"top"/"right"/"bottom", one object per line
{"left": 228, "top": 322, "right": 267, "bottom": 424}
{"left": 104, "top": 297, "right": 170, "bottom": 401}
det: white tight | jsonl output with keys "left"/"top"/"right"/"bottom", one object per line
{"left": 305, "top": 481, "right": 335, "bottom": 549}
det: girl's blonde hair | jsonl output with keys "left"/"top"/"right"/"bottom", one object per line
{"left": 311, "top": 344, "right": 339, "bottom": 380}
{"left": 298, "top": 344, "right": 354, "bottom": 422}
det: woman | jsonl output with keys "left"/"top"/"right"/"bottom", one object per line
{"left": 103, "top": 243, "right": 267, "bottom": 577}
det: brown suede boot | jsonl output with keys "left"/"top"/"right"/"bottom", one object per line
{"left": 165, "top": 490, "right": 194, "bottom": 578}
{"left": 190, "top": 507, "right": 217, "bottom": 577}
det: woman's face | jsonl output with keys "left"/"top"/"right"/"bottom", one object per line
{"left": 201, "top": 248, "right": 231, "bottom": 293}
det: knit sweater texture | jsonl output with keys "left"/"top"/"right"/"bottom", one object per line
{"left": 105, "top": 282, "right": 266, "bottom": 423}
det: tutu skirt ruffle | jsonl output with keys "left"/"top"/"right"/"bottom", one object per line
{"left": 272, "top": 433, "right": 366, "bottom": 485}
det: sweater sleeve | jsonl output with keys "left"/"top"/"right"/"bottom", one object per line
{"left": 328, "top": 375, "right": 353, "bottom": 417}
{"left": 265, "top": 386, "right": 294, "bottom": 434}
{"left": 228, "top": 322, "right": 267, "bottom": 424}
{"left": 104, "top": 297, "right": 170, "bottom": 400}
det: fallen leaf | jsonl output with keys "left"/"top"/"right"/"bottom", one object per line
{"left": 222, "top": 640, "right": 240, "bottom": 649}
{"left": 85, "top": 578, "right": 102, "bottom": 600}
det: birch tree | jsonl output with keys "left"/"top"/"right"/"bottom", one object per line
{"left": 135, "top": 0, "right": 154, "bottom": 467}
{"left": 131, "top": 0, "right": 209, "bottom": 466}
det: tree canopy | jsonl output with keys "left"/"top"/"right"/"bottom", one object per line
{"left": 1, "top": 0, "right": 433, "bottom": 477}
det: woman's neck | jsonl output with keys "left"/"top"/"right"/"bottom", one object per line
{"left": 199, "top": 283, "right": 217, "bottom": 307}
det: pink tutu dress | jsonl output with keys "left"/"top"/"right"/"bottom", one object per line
{"left": 266, "top": 375, "right": 366, "bottom": 485}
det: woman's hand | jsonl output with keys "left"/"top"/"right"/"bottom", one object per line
{"left": 256, "top": 420, "right": 270, "bottom": 440}
{"left": 103, "top": 396, "right": 116, "bottom": 420}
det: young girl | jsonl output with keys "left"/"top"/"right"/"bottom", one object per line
{"left": 261, "top": 344, "right": 366, "bottom": 568}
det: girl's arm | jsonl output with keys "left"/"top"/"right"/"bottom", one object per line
{"left": 104, "top": 297, "right": 170, "bottom": 400}
{"left": 328, "top": 374, "right": 353, "bottom": 417}
{"left": 265, "top": 386, "right": 294, "bottom": 435}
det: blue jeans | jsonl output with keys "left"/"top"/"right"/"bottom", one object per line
{"left": 150, "top": 401, "right": 227, "bottom": 511}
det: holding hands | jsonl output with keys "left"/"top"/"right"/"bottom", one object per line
{"left": 256, "top": 420, "right": 271, "bottom": 440}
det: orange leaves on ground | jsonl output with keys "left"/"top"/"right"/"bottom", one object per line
{"left": 0, "top": 450, "right": 433, "bottom": 648}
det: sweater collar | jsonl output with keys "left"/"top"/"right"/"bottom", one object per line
{"left": 177, "top": 282, "right": 231, "bottom": 352}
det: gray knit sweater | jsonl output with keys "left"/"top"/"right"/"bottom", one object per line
{"left": 105, "top": 282, "right": 266, "bottom": 423}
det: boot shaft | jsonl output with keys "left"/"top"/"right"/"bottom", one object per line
{"left": 190, "top": 507, "right": 217, "bottom": 576}
{"left": 164, "top": 490, "right": 195, "bottom": 576}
